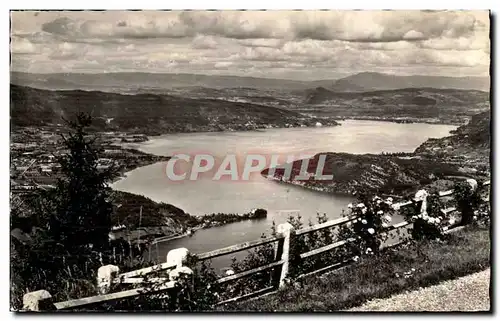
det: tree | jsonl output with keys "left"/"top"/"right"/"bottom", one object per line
{"left": 47, "top": 113, "right": 115, "bottom": 252}
{"left": 11, "top": 113, "right": 117, "bottom": 309}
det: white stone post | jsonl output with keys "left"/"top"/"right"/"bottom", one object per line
{"left": 277, "top": 222, "right": 295, "bottom": 288}
{"left": 22, "top": 290, "right": 52, "bottom": 311}
{"left": 97, "top": 264, "right": 120, "bottom": 295}
{"left": 415, "top": 189, "right": 429, "bottom": 216}
{"left": 466, "top": 178, "right": 478, "bottom": 192}
{"left": 166, "top": 247, "right": 189, "bottom": 268}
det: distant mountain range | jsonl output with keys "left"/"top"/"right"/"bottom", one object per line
{"left": 10, "top": 84, "right": 336, "bottom": 134}
{"left": 11, "top": 71, "right": 490, "bottom": 93}
{"left": 327, "top": 72, "right": 490, "bottom": 92}
{"left": 10, "top": 71, "right": 491, "bottom": 133}
{"left": 304, "top": 86, "right": 489, "bottom": 106}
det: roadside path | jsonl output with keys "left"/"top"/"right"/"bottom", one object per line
{"left": 349, "top": 269, "right": 490, "bottom": 312}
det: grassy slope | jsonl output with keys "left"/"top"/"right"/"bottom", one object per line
{"left": 222, "top": 226, "right": 490, "bottom": 312}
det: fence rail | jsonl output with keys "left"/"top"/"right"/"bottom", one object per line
{"left": 24, "top": 178, "right": 490, "bottom": 311}
{"left": 53, "top": 281, "right": 177, "bottom": 310}
{"left": 216, "top": 260, "right": 284, "bottom": 284}
{"left": 296, "top": 215, "right": 357, "bottom": 235}
{"left": 197, "top": 235, "right": 282, "bottom": 261}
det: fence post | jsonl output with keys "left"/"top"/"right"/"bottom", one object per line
{"left": 414, "top": 189, "right": 428, "bottom": 216}
{"left": 276, "top": 223, "right": 295, "bottom": 288}
{"left": 466, "top": 178, "right": 478, "bottom": 192}
{"left": 97, "top": 265, "right": 120, "bottom": 295}
{"left": 166, "top": 247, "right": 189, "bottom": 268}
{"left": 22, "top": 290, "right": 53, "bottom": 311}
{"left": 166, "top": 248, "right": 193, "bottom": 308}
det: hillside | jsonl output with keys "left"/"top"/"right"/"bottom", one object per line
{"left": 10, "top": 84, "right": 337, "bottom": 135}
{"left": 415, "top": 111, "right": 491, "bottom": 170}
{"left": 298, "top": 87, "right": 490, "bottom": 124}
{"left": 305, "top": 87, "right": 488, "bottom": 105}
{"left": 263, "top": 152, "right": 463, "bottom": 196}
{"left": 263, "top": 111, "right": 491, "bottom": 196}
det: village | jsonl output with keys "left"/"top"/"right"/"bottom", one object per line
{"left": 10, "top": 126, "right": 160, "bottom": 193}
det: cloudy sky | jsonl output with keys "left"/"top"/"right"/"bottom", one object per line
{"left": 10, "top": 10, "right": 490, "bottom": 80}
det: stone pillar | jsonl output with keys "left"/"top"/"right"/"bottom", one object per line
{"left": 277, "top": 222, "right": 295, "bottom": 288}
{"left": 466, "top": 178, "right": 478, "bottom": 192}
{"left": 22, "top": 290, "right": 53, "bottom": 311}
{"left": 97, "top": 264, "right": 120, "bottom": 295}
{"left": 414, "top": 189, "right": 429, "bottom": 216}
{"left": 166, "top": 247, "right": 189, "bottom": 268}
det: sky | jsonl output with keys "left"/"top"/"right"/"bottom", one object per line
{"left": 10, "top": 10, "right": 491, "bottom": 80}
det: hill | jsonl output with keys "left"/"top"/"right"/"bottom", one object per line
{"left": 415, "top": 111, "right": 491, "bottom": 169}
{"left": 299, "top": 86, "right": 490, "bottom": 124}
{"left": 263, "top": 111, "right": 491, "bottom": 196}
{"left": 305, "top": 86, "right": 488, "bottom": 105}
{"left": 10, "top": 84, "right": 337, "bottom": 135}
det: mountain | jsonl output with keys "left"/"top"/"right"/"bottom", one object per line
{"left": 10, "top": 71, "right": 335, "bottom": 92}
{"left": 328, "top": 72, "right": 490, "bottom": 92}
{"left": 11, "top": 71, "right": 490, "bottom": 94}
{"left": 10, "top": 84, "right": 336, "bottom": 134}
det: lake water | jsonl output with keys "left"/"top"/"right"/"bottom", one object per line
{"left": 112, "top": 120, "right": 456, "bottom": 269}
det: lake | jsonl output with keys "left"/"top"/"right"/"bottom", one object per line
{"left": 111, "top": 120, "right": 456, "bottom": 270}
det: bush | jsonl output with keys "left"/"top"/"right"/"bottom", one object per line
{"left": 405, "top": 191, "right": 449, "bottom": 241}
{"left": 341, "top": 195, "right": 396, "bottom": 255}
{"left": 454, "top": 181, "right": 481, "bottom": 226}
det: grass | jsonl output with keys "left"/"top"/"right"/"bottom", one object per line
{"left": 220, "top": 225, "right": 490, "bottom": 312}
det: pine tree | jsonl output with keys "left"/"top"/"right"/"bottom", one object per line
{"left": 48, "top": 113, "right": 114, "bottom": 252}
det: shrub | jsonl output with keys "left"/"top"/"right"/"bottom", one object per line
{"left": 454, "top": 181, "right": 482, "bottom": 225}
{"left": 406, "top": 190, "right": 449, "bottom": 241}
{"left": 341, "top": 195, "right": 396, "bottom": 255}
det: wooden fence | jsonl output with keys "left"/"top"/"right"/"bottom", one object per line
{"left": 22, "top": 180, "right": 490, "bottom": 311}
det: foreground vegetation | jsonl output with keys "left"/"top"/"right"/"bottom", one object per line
{"left": 222, "top": 225, "right": 490, "bottom": 312}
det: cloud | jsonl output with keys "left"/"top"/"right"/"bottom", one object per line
{"left": 33, "top": 10, "right": 488, "bottom": 43}
{"left": 238, "top": 38, "right": 284, "bottom": 48}
{"left": 10, "top": 10, "right": 491, "bottom": 77}
{"left": 214, "top": 61, "right": 233, "bottom": 69}
{"left": 48, "top": 42, "right": 87, "bottom": 60}
{"left": 41, "top": 14, "right": 191, "bottom": 40}
{"left": 290, "top": 11, "right": 484, "bottom": 43}
{"left": 10, "top": 37, "right": 37, "bottom": 54}
{"left": 191, "top": 35, "right": 218, "bottom": 49}
{"left": 41, "top": 17, "right": 79, "bottom": 36}
{"left": 403, "top": 30, "right": 425, "bottom": 40}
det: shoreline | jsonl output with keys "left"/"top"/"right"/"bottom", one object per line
{"left": 330, "top": 116, "right": 466, "bottom": 126}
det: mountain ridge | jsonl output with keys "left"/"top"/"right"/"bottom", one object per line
{"left": 10, "top": 84, "right": 337, "bottom": 135}
{"left": 11, "top": 71, "right": 490, "bottom": 92}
